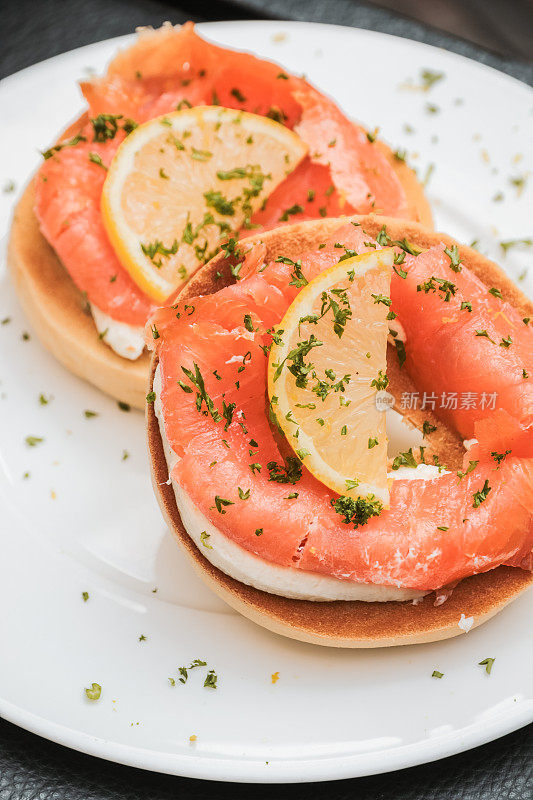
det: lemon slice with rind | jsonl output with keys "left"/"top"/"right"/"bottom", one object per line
{"left": 268, "top": 248, "right": 394, "bottom": 506}
{"left": 102, "top": 106, "right": 308, "bottom": 302}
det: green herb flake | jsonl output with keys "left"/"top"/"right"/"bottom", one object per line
{"left": 444, "top": 245, "right": 462, "bottom": 272}
{"left": 422, "top": 421, "right": 437, "bottom": 436}
{"left": 475, "top": 329, "right": 496, "bottom": 344}
{"left": 200, "top": 531, "right": 212, "bottom": 549}
{"left": 25, "top": 435, "right": 44, "bottom": 447}
{"left": 278, "top": 204, "right": 304, "bottom": 222}
{"left": 478, "top": 657, "right": 495, "bottom": 675}
{"left": 191, "top": 148, "right": 213, "bottom": 162}
{"left": 214, "top": 495, "right": 234, "bottom": 514}
{"left": 85, "top": 683, "right": 102, "bottom": 701}
{"left": 473, "top": 479, "right": 491, "bottom": 508}
{"left": 88, "top": 151, "right": 107, "bottom": 170}
{"left": 420, "top": 69, "right": 445, "bottom": 91}
{"left": 331, "top": 494, "right": 383, "bottom": 528}
{"left": 204, "top": 670, "right": 218, "bottom": 689}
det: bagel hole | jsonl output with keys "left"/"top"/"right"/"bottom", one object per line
{"left": 386, "top": 408, "right": 425, "bottom": 460}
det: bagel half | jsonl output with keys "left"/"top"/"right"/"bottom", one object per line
{"left": 8, "top": 115, "right": 432, "bottom": 411}
{"left": 147, "top": 215, "right": 533, "bottom": 648}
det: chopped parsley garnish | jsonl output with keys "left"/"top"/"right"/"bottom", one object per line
{"left": 371, "top": 293, "right": 392, "bottom": 306}
{"left": 82, "top": 591, "right": 89, "bottom": 602}
{"left": 461, "top": 301, "right": 472, "bottom": 312}
{"left": 500, "top": 238, "right": 533, "bottom": 253}
{"left": 200, "top": 531, "right": 212, "bottom": 549}
{"left": 191, "top": 148, "right": 213, "bottom": 161}
{"left": 204, "top": 190, "right": 236, "bottom": 215}
{"left": 85, "top": 683, "right": 101, "bottom": 701}
{"left": 238, "top": 487, "right": 250, "bottom": 500}
{"left": 141, "top": 238, "right": 178, "bottom": 266}
{"left": 25, "top": 435, "right": 44, "bottom": 447}
{"left": 278, "top": 204, "right": 304, "bottom": 222}
{"left": 432, "top": 670, "right": 444, "bottom": 679}
{"left": 204, "top": 670, "right": 218, "bottom": 689}
{"left": 266, "top": 106, "right": 287, "bottom": 123}
{"left": 457, "top": 460, "right": 478, "bottom": 479}
{"left": 276, "top": 256, "right": 308, "bottom": 288}
{"left": 230, "top": 87, "right": 247, "bottom": 102}
{"left": 88, "top": 152, "right": 107, "bottom": 170}
{"left": 472, "top": 479, "right": 491, "bottom": 508}
{"left": 177, "top": 658, "right": 208, "bottom": 683}
{"left": 214, "top": 495, "right": 234, "bottom": 514}
{"left": 42, "top": 134, "right": 86, "bottom": 160}
{"left": 90, "top": 113, "right": 137, "bottom": 141}
{"left": 491, "top": 450, "right": 511, "bottom": 466}
{"left": 254, "top": 528, "right": 263, "bottom": 536}
{"left": 417, "top": 276, "right": 457, "bottom": 302}
{"left": 84, "top": 409, "right": 98, "bottom": 418}
{"left": 267, "top": 456, "right": 302, "bottom": 484}
{"left": 393, "top": 338, "right": 406, "bottom": 368}
{"left": 371, "top": 370, "right": 389, "bottom": 390}
{"left": 488, "top": 287, "right": 502, "bottom": 298}
{"left": 420, "top": 69, "right": 444, "bottom": 91}
{"left": 475, "top": 329, "right": 496, "bottom": 344}
{"left": 391, "top": 448, "right": 417, "bottom": 470}
{"left": 368, "top": 438, "right": 378, "bottom": 449}
{"left": 499, "top": 335, "right": 512, "bottom": 348}
{"left": 146, "top": 391, "right": 156, "bottom": 403}
{"left": 478, "top": 657, "right": 495, "bottom": 675}
{"left": 376, "top": 225, "right": 391, "bottom": 246}
{"left": 393, "top": 238, "right": 422, "bottom": 256}
{"left": 331, "top": 494, "right": 383, "bottom": 528}
{"left": 444, "top": 245, "right": 462, "bottom": 272}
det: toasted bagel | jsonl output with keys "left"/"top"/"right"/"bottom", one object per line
{"left": 8, "top": 116, "right": 432, "bottom": 410}
{"left": 147, "top": 215, "right": 532, "bottom": 648}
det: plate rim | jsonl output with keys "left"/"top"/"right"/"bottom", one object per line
{"left": 1, "top": 19, "right": 532, "bottom": 782}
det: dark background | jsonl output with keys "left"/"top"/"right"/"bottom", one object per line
{"left": 1, "top": 1, "right": 532, "bottom": 798}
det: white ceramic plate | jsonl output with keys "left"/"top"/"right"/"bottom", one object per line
{"left": 0, "top": 20, "right": 532, "bottom": 784}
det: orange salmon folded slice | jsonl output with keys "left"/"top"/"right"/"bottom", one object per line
{"left": 35, "top": 22, "right": 416, "bottom": 328}
{"left": 150, "top": 222, "right": 533, "bottom": 591}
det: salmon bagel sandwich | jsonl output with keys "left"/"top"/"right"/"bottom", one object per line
{"left": 8, "top": 23, "right": 432, "bottom": 410}
{"left": 146, "top": 215, "right": 533, "bottom": 648}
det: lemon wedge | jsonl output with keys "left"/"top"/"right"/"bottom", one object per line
{"left": 268, "top": 248, "right": 394, "bottom": 506}
{"left": 101, "top": 106, "right": 308, "bottom": 302}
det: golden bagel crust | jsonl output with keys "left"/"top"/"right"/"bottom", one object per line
{"left": 7, "top": 116, "right": 432, "bottom": 409}
{"left": 147, "top": 215, "right": 533, "bottom": 648}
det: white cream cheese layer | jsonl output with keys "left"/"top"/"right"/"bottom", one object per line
{"left": 91, "top": 305, "right": 145, "bottom": 360}
{"left": 154, "top": 365, "right": 430, "bottom": 602}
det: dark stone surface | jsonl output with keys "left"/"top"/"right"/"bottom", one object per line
{"left": 1, "top": 0, "right": 532, "bottom": 796}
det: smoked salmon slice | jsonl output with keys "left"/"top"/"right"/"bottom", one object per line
{"left": 151, "top": 222, "right": 533, "bottom": 591}
{"left": 35, "top": 22, "right": 415, "bottom": 328}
